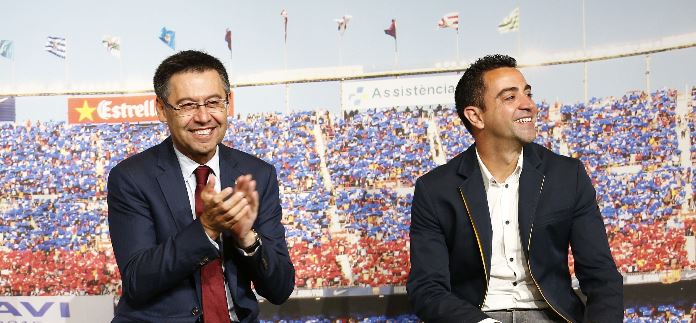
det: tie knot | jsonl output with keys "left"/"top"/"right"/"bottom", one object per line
{"left": 194, "top": 165, "right": 212, "bottom": 186}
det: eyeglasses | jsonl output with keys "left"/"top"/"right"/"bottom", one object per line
{"left": 161, "top": 98, "right": 228, "bottom": 116}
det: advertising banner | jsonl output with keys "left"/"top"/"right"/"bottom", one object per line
{"left": 341, "top": 75, "right": 459, "bottom": 110}
{"left": 67, "top": 95, "right": 158, "bottom": 124}
{"left": 0, "top": 295, "right": 113, "bottom": 323}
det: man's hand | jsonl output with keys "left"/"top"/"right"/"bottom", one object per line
{"left": 229, "top": 175, "right": 259, "bottom": 248}
{"left": 198, "top": 174, "right": 259, "bottom": 247}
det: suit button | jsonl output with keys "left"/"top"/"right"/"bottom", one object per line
{"left": 191, "top": 306, "right": 200, "bottom": 316}
{"left": 198, "top": 256, "right": 209, "bottom": 267}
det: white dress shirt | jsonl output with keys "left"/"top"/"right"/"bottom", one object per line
{"left": 475, "top": 149, "right": 547, "bottom": 323}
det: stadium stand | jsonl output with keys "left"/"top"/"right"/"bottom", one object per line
{"left": 0, "top": 88, "right": 694, "bottom": 323}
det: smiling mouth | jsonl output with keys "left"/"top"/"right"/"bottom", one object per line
{"left": 514, "top": 117, "right": 533, "bottom": 124}
{"left": 192, "top": 128, "right": 213, "bottom": 136}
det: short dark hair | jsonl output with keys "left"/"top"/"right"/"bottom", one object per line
{"left": 455, "top": 54, "right": 517, "bottom": 133}
{"left": 153, "top": 50, "right": 230, "bottom": 101}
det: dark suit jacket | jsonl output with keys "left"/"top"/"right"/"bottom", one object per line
{"left": 407, "top": 143, "right": 623, "bottom": 323}
{"left": 107, "top": 137, "right": 295, "bottom": 322}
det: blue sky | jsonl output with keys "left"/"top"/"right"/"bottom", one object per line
{"left": 2, "top": 0, "right": 696, "bottom": 121}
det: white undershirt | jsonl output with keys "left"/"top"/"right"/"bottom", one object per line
{"left": 475, "top": 148, "right": 546, "bottom": 323}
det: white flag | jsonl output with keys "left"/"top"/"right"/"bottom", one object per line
{"left": 335, "top": 15, "right": 352, "bottom": 34}
{"left": 102, "top": 36, "right": 121, "bottom": 58}
{"left": 497, "top": 7, "right": 520, "bottom": 33}
{"left": 437, "top": 12, "right": 459, "bottom": 30}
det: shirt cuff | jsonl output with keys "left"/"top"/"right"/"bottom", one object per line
{"left": 206, "top": 233, "right": 221, "bottom": 251}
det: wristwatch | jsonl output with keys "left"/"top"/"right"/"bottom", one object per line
{"left": 239, "top": 229, "right": 262, "bottom": 256}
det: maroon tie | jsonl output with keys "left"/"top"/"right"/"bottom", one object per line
{"left": 194, "top": 166, "right": 229, "bottom": 323}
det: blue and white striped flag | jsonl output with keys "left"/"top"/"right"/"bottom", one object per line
{"left": 45, "top": 36, "right": 67, "bottom": 59}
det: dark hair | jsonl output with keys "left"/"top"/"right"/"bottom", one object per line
{"left": 153, "top": 50, "right": 230, "bottom": 101}
{"left": 454, "top": 54, "right": 517, "bottom": 133}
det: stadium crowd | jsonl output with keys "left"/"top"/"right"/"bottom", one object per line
{"left": 624, "top": 303, "right": 695, "bottom": 322}
{"left": 324, "top": 107, "right": 435, "bottom": 188}
{"left": 0, "top": 88, "right": 694, "bottom": 320}
{"left": 561, "top": 90, "right": 680, "bottom": 171}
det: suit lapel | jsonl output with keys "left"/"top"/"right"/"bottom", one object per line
{"left": 518, "top": 144, "right": 545, "bottom": 253}
{"left": 155, "top": 137, "right": 194, "bottom": 230}
{"left": 218, "top": 144, "right": 243, "bottom": 192}
{"left": 457, "top": 145, "right": 492, "bottom": 275}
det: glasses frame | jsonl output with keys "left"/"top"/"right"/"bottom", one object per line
{"left": 160, "top": 97, "right": 229, "bottom": 116}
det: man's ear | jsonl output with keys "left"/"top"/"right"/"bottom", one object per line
{"left": 155, "top": 97, "right": 167, "bottom": 123}
{"left": 463, "top": 106, "right": 484, "bottom": 130}
{"left": 227, "top": 91, "right": 234, "bottom": 116}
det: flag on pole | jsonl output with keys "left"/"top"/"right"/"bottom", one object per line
{"left": 384, "top": 19, "right": 396, "bottom": 39}
{"left": 225, "top": 29, "right": 232, "bottom": 51}
{"left": 280, "top": 9, "right": 288, "bottom": 43}
{"left": 45, "top": 36, "right": 67, "bottom": 59}
{"left": 437, "top": 12, "right": 459, "bottom": 30}
{"left": 0, "top": 40, "right": 13, "bottom": 59}
{"left": 101, "top": 36, "right": 121, "bottom": 58}
{"left": 335, "top": 15, "right": 352, "bottom": 34}
{"left": 159, "top": 27, "right": 176, "bottom": 49}
{"left": 497, "top": 7, "right": 520, "bottom": 33}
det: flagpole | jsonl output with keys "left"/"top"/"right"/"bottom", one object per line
{"left": 118, "top": 52, "right": 124, "bottom": 91}
{"left": 229, "top": 45, "right": 233, "bottom": 84}
{"left": 582, "top": 0, "right": 588, "bottom": 104}
{"left": 456, "top": 28, "right": 460, "bottom": 63}
{"left": 284, "top": 28, "right": 290, "bottom": 114}
{"left": 516, "top": 5, "right": 521, "bottom": 59}
{"left": 394, "top": 36, "right": 398, "bottom": 68}
{"left": 65, "top": 55, "right": 70, "bottom": 92}
{"left": 338, "top": 33, "right": 343, "bottom": 66}
{"left": 11, "top": 59, "right": 16, "bottom": 92}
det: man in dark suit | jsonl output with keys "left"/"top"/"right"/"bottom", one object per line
{"left": 407, "top": 54, "right": 623, "bottom": 323}
{"left": 108, "top": 50, "right": 295, "bottom": 322}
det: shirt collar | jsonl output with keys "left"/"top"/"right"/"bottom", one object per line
{"left": 475, "top": 148, "right": 524, "bottom": 189}
{"left": 173, "top": 144, "right": 221, "bottom": 179}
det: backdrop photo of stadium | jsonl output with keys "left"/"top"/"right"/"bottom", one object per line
{"left": 1, "top": 87, "right": 694, "bottom": 321}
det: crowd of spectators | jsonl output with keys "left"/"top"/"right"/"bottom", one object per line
{"left": 595, "top": 166, "right": 685, "bottom": 228}
{"left": 324, "top": 107, "right": 434, "bottom": 188}
{"left": 1, "top": 88, "right": 694, "bottom": 298}
{"left": 0, "top": 249, "right": 120, "bottom": 296}
{"left": 433, "top": 105, "right": 474, "bottom": 161}
{"left": 561, "top": 90, "right": 680, "bottom": 171}
{"left": 334, "top": 189, "right": 411, "bottom": 242}
{"left": 608, "top": 218, "right": 690, "bottom": 273}
{"left": 624, "top": 303, "right": 695, "bottom": 322}
{"left": 224, "top": 111, "right": 324, "bottom": 193}
{"left": 686, "top": 87, "right": 696, "bottom": 207}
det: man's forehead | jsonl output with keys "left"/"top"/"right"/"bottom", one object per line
{"left": 483, "top": 67, "right": 528, "bottom": 91}
{"left": 168, "top": 70, "right": 225, "bottom": 88}
{"left": 170, "top": 69, "right": 221, "bottom": 82}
